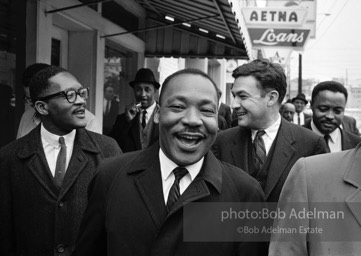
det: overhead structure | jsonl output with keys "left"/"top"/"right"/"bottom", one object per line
{"left": 133, "top": 0, "right": 250, "bottom": 59}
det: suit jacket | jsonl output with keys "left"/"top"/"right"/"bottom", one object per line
{"left": 73, "top": 143, "right": 267, "bottom": 256}
{"left": 303, "top": 119, "right": 361, "bottom": 151}
{"left": 218, "top": 102, "right": 232, "bottom": 128}
{"left": 342, "top": 115, "right": 360, "bottom": 136}
{"left": 269, "top": 143, "right": 361, "bottom": 256}
{"left": 103, "top": 99, "right": 119, "bottom": 135}
{"left": 109, "top": 108, "right": 159, "bottom": 152}
{"left": 211, "top": 118, "right": 328, "bottom": 202}
{"left": 0, "top": 126, "right": 121, "bottom": 256}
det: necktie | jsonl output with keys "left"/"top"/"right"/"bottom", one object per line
{"left": 166, "top": 167, "right": 188, "bottom": 212}
{"left": 54, "top": 137, "right": 67, "bottom": 188}
{"left": 298, "top": 114, "right": 301, "bottom": 125}
{"left": 324, "top": 134, "right": 331, "bottom": 152}
{"left": 141, "top": 109, "right": 147, "bottom": 128}
{"left": 253, "top": 130, "right": 266, "bottom": 172}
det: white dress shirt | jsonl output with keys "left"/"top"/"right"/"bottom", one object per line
{"left": 293, "top": 112, "right": 306, "bottom": 125}
{"left": 251, "top": 114, "right": 282, "bottom": 155}
{"left": 159, "top": 148, "right": 203, "bottom": 204}
{"left": 141, "top": 102, "right": 156, "bottom": 126}
{"left": 40, "top": 124, "right": 76, "bottom": 176}
{"left": 311, "top": 120, "right": 342, "bottom": 152}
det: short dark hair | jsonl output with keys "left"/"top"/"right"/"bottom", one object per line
{"left": 311, "top": 81, "right": 348, "bottom": 104}
{"left": 22, "top": 63, "right": 50, "bottom": 88}
{"left": 29, "top": 66, "right": 67, "bottom": 103}
{"left": 159, "top": 68, "right": 219, "bottom": 105}
{"left": 232, "top": 59, "right": 287, "bottom": 103}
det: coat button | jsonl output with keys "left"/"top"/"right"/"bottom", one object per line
{"left": 56, "top": 244, "right": 65, "bottom": 253}
{"left": 58, "top": 202, "right": 64, "bottom": 207}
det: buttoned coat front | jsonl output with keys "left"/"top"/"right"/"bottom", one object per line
{"left": 0, "top": 126, "right": 121, "bottom": 256}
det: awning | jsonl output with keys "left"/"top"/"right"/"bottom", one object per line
{"left": 134, "top": 0, "right": 249, "bottom": 60}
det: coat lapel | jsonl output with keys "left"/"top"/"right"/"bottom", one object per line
{"left": 58, "top": 129, "right": 99, "bottom": 200}
{"left": 231, "top": 128, "right": 250, "bottom": 172}
{"left": 18, "top": 126, "right": 59, "bottom": 199}
{"left": 168, "top": 152, "right": 222, "bottom": 216}
{"left": 132, "top": 144, "right": 167, "bottom": 228}
{"left": 344, "top": 144, "right": 361, "bottom": 226}
{"left": 264, "top": 120, "right": 296, "bottom": 199}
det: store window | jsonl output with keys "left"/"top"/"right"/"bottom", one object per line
{"left": 102, "top": 41, "right": 137, "bottom": 135}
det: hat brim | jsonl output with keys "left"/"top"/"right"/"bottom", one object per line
{"left": 129, "top": 81, "right": 160, "bottom": 89}
{"left": 292, "top": 97, "right": 308, "bottom": 104}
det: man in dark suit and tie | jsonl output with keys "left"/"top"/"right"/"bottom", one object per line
{"left": 73, "top": 69, "right": 266, "bottom": 256}
{"left": 102, "top": 86, "right": 119, "bottom": 135}
{"left": 342, "top": 114, "right": 360, "bottom": 136}
{"left": 217, "top": 88, "right": 232, "bottom": 129}
{"left": 0, "top": 66, "right": 122, "bottom": 256}
{"left": 109, "top": 68, "right": 159, "bottom": 152}
{"left": 292, "top": 93, "right": 311, "bottom": 125}
{"left": 212, "top": 59, "right": 328, "bottom": 202}
{"left": 303, "top": 81, "right": 361, "bottom": 152}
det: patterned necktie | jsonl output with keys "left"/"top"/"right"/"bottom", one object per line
{"left": 324, "top": 134, "right": 331, "bottom": 152}
{"left": 54, "top": 137, "right": 67, "bottom": 188}
{"left": 166, "top": 167, "right": 188, "bottom": 212}
{"left": 141, "top": 109, "right": 147, "bottom": 128}
{"left": 253, "top": 130, "right": 266, "bottom": 172}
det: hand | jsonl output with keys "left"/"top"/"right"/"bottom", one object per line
{"left": 125, "top": 102, "right": 141, "bottom": 122}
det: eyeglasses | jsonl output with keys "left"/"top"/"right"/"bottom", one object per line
{"left": 37, "top": 88, "right": 89, "bottom": 103}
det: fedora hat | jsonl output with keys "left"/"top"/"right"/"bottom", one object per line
{"left": 292, "top": 93, "right": 308, "bottom": 104}
{"left": 129, "top": 68, "right": 160, "bottom": 89}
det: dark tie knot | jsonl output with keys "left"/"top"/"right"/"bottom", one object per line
{"left": 255, "top": 130, "right": 266, "bottom": 140}
{"left": 173, "top": 167, "right": 188, "bottom": 182}
{"left": 324, "top": 134, "right": 331, "bottom": 143}
{"left": 58, "top": 137, "right": 66, "bottom": 146}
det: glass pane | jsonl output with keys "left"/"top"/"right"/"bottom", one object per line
{"left": 51, "top": 38, "right": 61, "bottom": 66}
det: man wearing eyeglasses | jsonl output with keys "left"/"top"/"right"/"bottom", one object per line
{"left": 16, "top": 63, "right": 101, "bottom": 139}
{"left": 0, "top": 66, "right": 122, "bottom": 256}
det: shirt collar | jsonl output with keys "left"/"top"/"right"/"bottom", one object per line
{"left": 310, "top": 119, "right": 340, "bottom": 143}
{"left": 40, "top": 123, "right": 76, "bottom": 148}
{"left": 143, "top": 101, "right": 156, "bottom": 114}
{"left": 159, "top": 148, "right": 204, "bottom": 182}
{"left": 251, "top": 114, "right": 281, "bottom": 141}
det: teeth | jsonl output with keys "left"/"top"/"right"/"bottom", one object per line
{"left": 180, "top": 135, "right": 199, "bottom": 140}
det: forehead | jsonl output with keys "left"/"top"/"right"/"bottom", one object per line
{"left": 48, "top": 72, "right": 81, "bottom": 91}
{"left": 284, "top": 103, "right": 295, "bottom": 111}
{"left": 163, "top": 73, "right": 217, "bottom": 102}
{"left": 134, "top": 82, "right": 155, "bottom": 90}
{"left": 232, "top": 76, "right": 262, "bottom": 94}
{"left": 314, "top": 90, "right": 346, "bottom": 105}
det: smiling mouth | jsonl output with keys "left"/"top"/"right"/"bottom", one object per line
{"left": 73, "top": 108, "right": 85, "bottom": 117}
{"left": 177, "top": 133, "right": 204, "bottom": 148}
{"left": 237, "top": 111, "right": 247, "bottom": 117}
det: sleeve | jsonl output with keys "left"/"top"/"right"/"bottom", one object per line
{"left": 268, "top": 158, "right": 309, "bottom": 256}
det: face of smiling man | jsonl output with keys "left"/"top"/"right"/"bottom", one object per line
{"left": 154, "top": 73, "right": 218, "bottom": 166}
{"left": 40, "top": 72, "right": 87, "bottom": 135}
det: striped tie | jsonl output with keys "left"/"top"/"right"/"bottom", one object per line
{"left": 253, "top": 130, "right": 266, "bottom": 172}
{"left": 166, "top": 167, "right": 188, "bottom": 212}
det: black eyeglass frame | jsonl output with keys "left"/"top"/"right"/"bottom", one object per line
{"left": 36, "top": 87, "right": 89, "bottom": 103}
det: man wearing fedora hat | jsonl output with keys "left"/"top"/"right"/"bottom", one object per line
{"left": 109, "top": 68, "right": 160, "bottom": 152}
{"left": 292, "top": 93, "right": 311, "bottom": 125}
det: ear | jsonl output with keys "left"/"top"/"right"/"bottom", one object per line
{"left": 34, "top": 100, "right": 49, "bottom": 116}
{"left": 267, "top": 90, "right": 279, "bottom": 107}
{"left": 153, "top": 105, "right": 160, "bottom": 124}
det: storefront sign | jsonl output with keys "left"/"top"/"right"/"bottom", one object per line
{"left": 242, "top": 8, "right": 307, "bottom": 26}
{"left": 248, "top": 28, "right": 310, "bottom": 48}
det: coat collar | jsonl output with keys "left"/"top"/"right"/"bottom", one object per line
{"left": 129, "top": 142, "right": 223, "bottom": 226}
{"left": 17, "top": 125, "right": 100, "bottom": 199}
